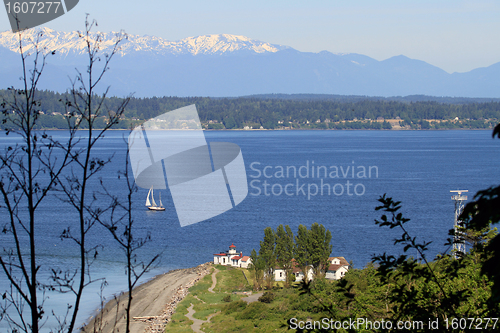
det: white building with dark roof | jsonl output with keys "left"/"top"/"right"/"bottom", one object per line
{"left": 325, "top": 257, "right": 349, "bottom": 280}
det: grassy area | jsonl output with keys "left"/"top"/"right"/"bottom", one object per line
{"left": 165, "top": 293, "right": 200, "bottom": 332}
{"left": 164, "top": 266, "right": 252, "bottom": 333}
{"left": 164, "top": 265, "right": 308, "bottom": 333}
{"left": 214, "top": 266, "right": 252, "bottom": 293}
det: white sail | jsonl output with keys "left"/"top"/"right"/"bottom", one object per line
{"left": 151, "top": 188, "right": 157, "bottom": 207}
{"left": 146, "top": 187, "right": 152, "bottom": 206}
{"left": 146, "top": 187, "right": 165, "bottom": 211}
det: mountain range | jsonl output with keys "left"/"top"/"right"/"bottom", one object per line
{"left": 0, "top": 28, "right": 499, "bottom": 98}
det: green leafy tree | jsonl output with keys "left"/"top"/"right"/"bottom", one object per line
{"left": 382, "top": 120, "right": 393, "bottom": 129}
{"left": 249, "top": 249, "right": 264, "bottom": 290}
{"left": 275, "top": 224, "right": 294, "bottom": 287}
{"left": 294, "top": 223, "right": 332, "bottom": 281}
{"left": 309, "top": 223, "right": 333, "bottom": 278}
{"left": 372, "top": 195, "right": 497, "bottom": 330}
{"left": 259, "top": 227, "right": 276, "bottom": 289}
{"left": 223, "top": 116, "right": 237, "bottom": 129}
{"left": 295, "top": 224, "right": 311, "bottom": 282}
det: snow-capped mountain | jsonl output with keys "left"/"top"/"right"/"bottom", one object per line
{"left": 0, "top": 28, "right": 499, "bottom": 98}
{"left": 0, "top": 28, "right": 289, "bottom": 56}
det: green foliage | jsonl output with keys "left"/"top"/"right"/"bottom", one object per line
{"left": 2, "top": 90, "right": 499, "bottom": 130}
{"left": 259, "top": 227, "right": 277, "bottom": 289}
{"left": 291, "top": 185, "right": 498, "bottom": 332}
{"left": 368, "top": 194, "right": 499, "bottom": 330}
{"left": 294, "top": 224, "right": 311, "bottom": 281}
{"left": 275, "top": 224, "right": 294, "bottom": 287}
{"left": 222, "top": 300, "right": 247, "bottom": 314}
{"left": 223, "top": 116, "right": 237, "bottom": 129}
{"left": 207, "top": 123, "right": 224, "bottom": 129}
{"left": 235, "top": 302, "right": 268, "bottom": 320}
{"left": 309, "top": 223, "right": 333, "bottom": 278}
{"left": 249, "top": 249, "right": 265, "bottom": 290}
{"left": 293, "top": 223, "right": 332, "bottom": 280}
{"left": 382, "top": 120, "right": 393, "bottom": 129}
{"left": 222, "top": 295, "right": 232, "bottom": 302}
{"left": 372, "top": 195, "right": 460, "bottom": 323}
{"left": 258, "top": 291, "right": 275, "bottom": 303}
{"left": 458, "top": 128, "right": 500, "bottom": 311}
{"left": 250, "top": 223, "right": 333, "bottom": 292}
{"left": 420, "top": 119, "right": 431, "bottom": 129}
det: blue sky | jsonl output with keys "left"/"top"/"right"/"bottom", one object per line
{"left": 2, "top": 0, "right": 499, "bottom": 73}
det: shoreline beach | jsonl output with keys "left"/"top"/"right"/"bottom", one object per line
{"left": 82, "top": 262, "right": 212, "bottom": 333}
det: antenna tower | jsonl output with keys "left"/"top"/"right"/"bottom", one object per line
{"left": 450, "top": 190, "right": 468, "bottom": 258}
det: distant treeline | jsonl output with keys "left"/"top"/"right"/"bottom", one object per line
{"left": 1, "top": 90, "right": 499, "bottom": 130}
{"left": 245, "top": 93, "right": 500, "bottom": 104}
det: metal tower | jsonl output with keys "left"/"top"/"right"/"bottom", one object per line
{"left": 450, "top": 190, "right": 468, "bottom": 258}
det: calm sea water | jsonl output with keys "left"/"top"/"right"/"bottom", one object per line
{"left": 1, "top": 129, "right": 499, "bottom": 330}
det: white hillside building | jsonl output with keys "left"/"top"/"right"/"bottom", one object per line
{"left": 325, "top": 257, "right": 349, "bottom": 280}
{"left": 274, "top": 256, "right": 350, "bottom": 282}
{"left": 274, "top": 260, "right": 314, "bottom": 282}
{"left": 213, "top": 243, "right": 252, "bottom": 268}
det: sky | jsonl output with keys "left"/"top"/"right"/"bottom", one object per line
{"left": 1, "top": 0, "right": 500, "bottom": 73}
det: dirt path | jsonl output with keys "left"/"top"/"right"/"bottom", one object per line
{"left": 184, "top": 268, "right": 219, "bottom": 332}
{"left": 186, "top": 304, "right": 204, "bottom": 333}
{"left": 185, "top": 304, "right": 219, "bottom": 333}
{"left": 207, "top": 268, "right": 218, "bottom": 293}
{"left": 82, "top": 263, "right": 211, "bottom": 333}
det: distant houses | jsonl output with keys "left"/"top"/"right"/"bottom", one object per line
{"left": 213, "top": 244, "right": 349, "bottom": 280}
{"left": 274, "top": 257, "right": 349, "bottom": 282}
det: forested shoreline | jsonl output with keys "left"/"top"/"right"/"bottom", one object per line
{"left": 1, "top": 89, "right": 499, "bottom": 130}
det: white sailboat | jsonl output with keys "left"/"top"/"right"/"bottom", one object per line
{"left": 146, "top": 187, "right": 165, "bottom": 211}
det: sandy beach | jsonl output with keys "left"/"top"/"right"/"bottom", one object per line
{"left": 82, "top": 262, "right": 212, "bottom": 333}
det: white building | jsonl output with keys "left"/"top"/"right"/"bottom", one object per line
{"left": 274, "top": 257, "right": 349, "bottom": 282}
{"left": 325, "top": 257, "right": 349, "bottom": 280}
{"left": 274, "top": 261, "right": 314, "bottom": 282}
{"left": 240, "top": 256, "right": 251, "bottom": 268}
{"left": 213, "top": 243, "right": 252, "bottom": 268}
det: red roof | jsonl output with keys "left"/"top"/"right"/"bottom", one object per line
{"left": 241, "top": 256, "right": 250, "bottom": 262}
{"left": 232, "top": 255, "right": 242, "bottom": 260}
{"left": 213, "top": 253, "right": 226, "bottom": 256}
{"left": 229, "top": 243, "right": 236, "bottom": 248}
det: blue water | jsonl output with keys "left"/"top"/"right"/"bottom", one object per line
{"left": 1, "top": 129, "right": 499, "bottom": 331}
